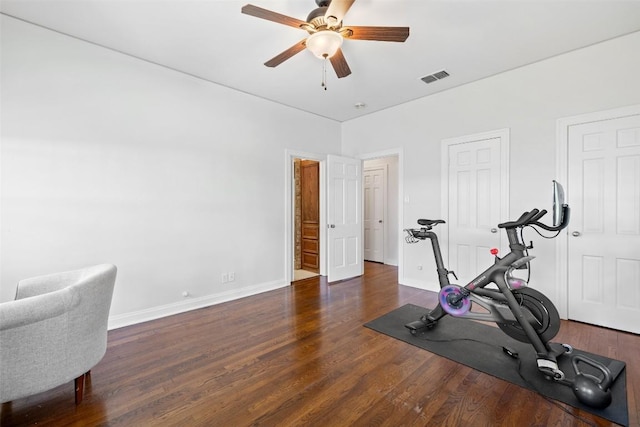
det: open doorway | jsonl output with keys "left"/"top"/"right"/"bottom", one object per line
{"left": 284, "top": 150, "right": 326, "bottom": 284}
{"left": 293, "top": 158, "right": 320, "bottom": 281}
{"left": 285, "top": 150, "right": 399, "bottom": 283}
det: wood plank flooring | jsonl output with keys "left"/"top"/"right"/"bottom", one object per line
{"left": 2, "top": 262, "right": 638, "bottom": 426}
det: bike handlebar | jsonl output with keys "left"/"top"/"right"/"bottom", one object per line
{"left": 530, "top": 209, "right": 547, "bottom": 223}
{"left": 498, "top": 209, "right": 540, "bottom": 228}
{"left": 533, "top": 205, "right": 570, "bottom": 232}
{"left": 498, "top": 205, "right": 570, "bottom": 231}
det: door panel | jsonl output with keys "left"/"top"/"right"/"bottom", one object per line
{"left": 567, "top": 113, "right": 640, "bottom": 333}
{"left": 447, "top": 137, "right": 503, "bottom": 282}
{"left": 364, "top": 167, "right": 385, "bottom": 262}
{"left": 327, "top": 155, "right": 362, "bottom": 282}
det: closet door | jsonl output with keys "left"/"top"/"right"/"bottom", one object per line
{"left": 567, "top": 112, "right": 640, "bottom": 333}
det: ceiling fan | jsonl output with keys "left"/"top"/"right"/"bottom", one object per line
{"left": 241, "top": 0, "right": 410, "bottom": 79}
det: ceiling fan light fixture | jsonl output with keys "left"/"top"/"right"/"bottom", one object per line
{"left": 306, "top": 30, "right": 343, "bottom": 59}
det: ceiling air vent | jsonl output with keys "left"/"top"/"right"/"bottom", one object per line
{"left": 421, "top": 70, "right": 450, "bottom": 84}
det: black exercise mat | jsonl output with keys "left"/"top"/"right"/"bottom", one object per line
{"left": 365, "top": 304, "right": 628, "bottom": 426}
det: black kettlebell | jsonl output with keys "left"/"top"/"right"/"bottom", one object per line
{"left": 571, "top": 355, "right": 613, "bottom": 409}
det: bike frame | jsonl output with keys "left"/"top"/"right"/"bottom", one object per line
{"left": 405, "top": 197, "right": 620, "bottom": 409}
{"left": 422, "top": 227, "right": 552, "bottom": 357}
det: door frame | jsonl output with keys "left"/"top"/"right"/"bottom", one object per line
{"left": 556, "top": 103, "right": 640, "bottom": 318}
{"left": 285, "top": 148, "right": 404, "bottom": 284}
{"left": 359, "top": 148, "right": 404, "bottom": 284}
{"left": 440, "top": 128, "right": 510, "bottom": 268}
{"left": 285, "top": 149, "right": 327, "bottom": 283}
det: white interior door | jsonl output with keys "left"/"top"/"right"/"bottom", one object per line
{"left": 443, "top": 130, "right": 508, "bottom": 282}
{"left": 327, "top": 154, "right": 363, "bottom": 282}
{"left": 567, "top": 113, "right": 640, "bottom": 333}
{"left": 364, "top": 167, "right": 386, "bottom": 263}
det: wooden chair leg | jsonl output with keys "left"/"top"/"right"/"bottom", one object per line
{"left": 74, "top": 373, "right": 86, "bottom": 405}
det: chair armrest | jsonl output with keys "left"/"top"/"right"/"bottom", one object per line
{"left": 0, "top": 288, "right": 79, "bottom": 331}
{"left": 15, "top": 270, "right": 84, "bottom": 299}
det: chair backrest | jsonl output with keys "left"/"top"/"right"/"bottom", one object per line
{"left": 0, "top": 264, "right": 117, "bottom": 403}
{"left": 65, "top": 264, "right": 118, "bottom": 374}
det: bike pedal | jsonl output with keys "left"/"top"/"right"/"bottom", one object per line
{"left": 502, "top": 346, "right": 519, "bottom": 359}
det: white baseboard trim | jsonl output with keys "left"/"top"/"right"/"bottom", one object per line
{"left": 399, "top": 277, "right": 440, "bottom": 293}
{"left": 108, "top": 279, "right": 288, "bottom": 330}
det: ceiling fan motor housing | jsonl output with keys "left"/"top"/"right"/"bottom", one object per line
{"left": 307, "top": 6, "right": 329, "bottom": 28}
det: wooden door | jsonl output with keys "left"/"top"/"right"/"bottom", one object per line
{"left": 300, "top": 160, "right": 320, "bottom": 273}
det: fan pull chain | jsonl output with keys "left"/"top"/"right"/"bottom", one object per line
{"left": 322, "top": 54, "right": 328, "bottom": 91}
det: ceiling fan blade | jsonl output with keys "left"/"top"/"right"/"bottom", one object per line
{"left": 241, "top": 4, "right": 307, "bottom": 29}
{"left": 345, "top": 26, "right": 410, "bottom": 42}
{"left": 329, "top": 48, "right": 352, "bottom": 78}
{"left": 264, "top": 39, "right": 307, "bottom": 68}
{"left": 325, "top": 0, "right": 356, "bottom": 27}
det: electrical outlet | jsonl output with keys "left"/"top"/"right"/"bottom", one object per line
{"left": 221, "top": 273, "right": 228, "bottom": 283}
{"left": 228, "top": 271, "right": 235, "bottom": 282}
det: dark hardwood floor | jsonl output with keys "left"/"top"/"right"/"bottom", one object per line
{"left": 2, "top": 262, "right": 638, "bottom": 426}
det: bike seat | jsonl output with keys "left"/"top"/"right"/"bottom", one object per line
{"left": 417, "top": 219, "right": 445, "bottom": 226}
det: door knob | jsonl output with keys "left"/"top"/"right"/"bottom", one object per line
{"left": 328, "top": 224, "right": 336, "bottom": 228}
{"left": 572, "top": 231, "right": 581, "bottom": 237}
{"left": 491, "top": 228, "right": 498, "bottom": 233}
{"left": 378, "top": 220, "right": 383, "bottom": 223}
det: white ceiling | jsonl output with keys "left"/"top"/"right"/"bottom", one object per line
{"left": 3, "top": 0, "right": 640, "bottom": 122}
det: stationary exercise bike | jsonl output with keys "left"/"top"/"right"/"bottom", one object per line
{"left": 404, "top": 181, "right": 616, "bottom": 409}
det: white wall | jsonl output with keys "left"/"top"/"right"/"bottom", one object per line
{"left": 3, "top": 14, "right": 640, "bottom": 326}
{"left": 0, "top": 16, "right": 342, "bottom": 327}
{"left": 343, "top": 31, "right": 640, "bottom": 304}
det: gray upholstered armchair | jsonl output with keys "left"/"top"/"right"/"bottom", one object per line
{"left": 0, "top": 264, "right": 117, "bottom": 404}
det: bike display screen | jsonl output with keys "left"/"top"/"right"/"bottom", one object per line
{"left": 553, "top": 180, "right": 565, "bottom": 226}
